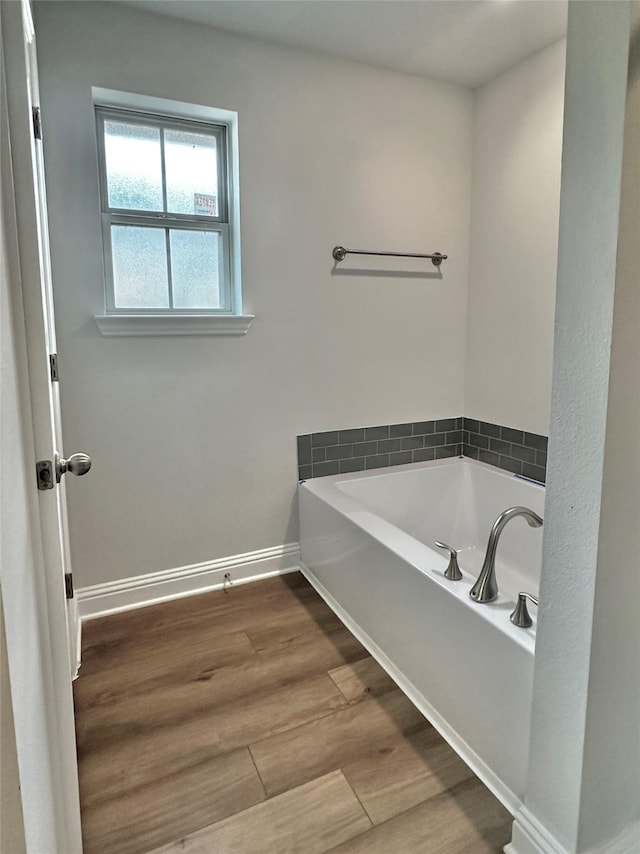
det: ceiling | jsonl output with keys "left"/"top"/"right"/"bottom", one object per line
{"left": 122, "top": 0, "right": 568, "bottom": 89}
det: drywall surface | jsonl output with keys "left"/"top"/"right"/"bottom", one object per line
{"left": 576, "top": 2, "right": 640, "bottom": 846}
{"left": 0, "top": 599, "right": 26, "bottom": 854}
{"left": 465, "top": 40, "right": 565, "bottom": 436}
{"left": 517, "top": 2, "right": 636, "bottom": 851}
{"left": 33, "top": 1, "right": 473, "bottom": 586}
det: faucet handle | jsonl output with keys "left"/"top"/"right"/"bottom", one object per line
{"left": 434, "top": 541, "right": 463, "bottom": 581}
{"left": 510, "top": 592, "right": 539, "bottom": 628}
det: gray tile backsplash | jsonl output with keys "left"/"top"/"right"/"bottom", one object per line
{"left": 298, "top": 416, "right": 548, "bottom": 483}
{"left": 297, "top": 418, "right": 463, "bottom": 480}
{"left": 461, "top": 418, "right": 547, "bottom": 483}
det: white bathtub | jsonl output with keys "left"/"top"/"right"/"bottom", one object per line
{"left": 298, "top": 456, "right": 545, "bottom": 814}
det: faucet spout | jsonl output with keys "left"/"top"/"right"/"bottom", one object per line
{"left": 469, "top": 506, "right": 543, "bottom": 604}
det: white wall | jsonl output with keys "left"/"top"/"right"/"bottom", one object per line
{"left": 465, "top": 41, "right": 565, "bottom": 436}
{"left": 511, "top": 3, "right": 639, "bottom": 851}
{"left": 33, "top": 1, "right": 473, "bottom": 587}
{"left": 0, "top": 598, "right": 26, "bottom": 854}
{"left": 578, "top": 8, "right": 640, "bottom": 837}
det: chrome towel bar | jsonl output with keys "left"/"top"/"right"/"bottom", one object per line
{"left": 332, "top": 246, "right": 447, "bottom": 267}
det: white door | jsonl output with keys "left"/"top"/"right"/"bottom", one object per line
{"left": 7, "top": 0, "right": 88, "bottom": 678}
{"left": 2, "top": 2, "right": 84, "bottom": 848}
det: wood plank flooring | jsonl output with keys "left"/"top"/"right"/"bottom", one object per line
{"left": 74, "top": 572, "right": 512, "bottom": 853}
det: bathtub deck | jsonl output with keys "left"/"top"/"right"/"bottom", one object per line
{"left": 74, "top": 572, "right": 512, "bottom": 853}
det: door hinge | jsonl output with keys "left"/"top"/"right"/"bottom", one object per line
{"left": 32, "top": 106, "right": 42, "bottom": 141}
{"left": 64, "top": 573, "right": 74, "bottom": 599}
{"left": 36, "top": 460, "right": 54, "bottom": 490}
{"left": 49, "top": 353, "right": 59, "bottom": 382}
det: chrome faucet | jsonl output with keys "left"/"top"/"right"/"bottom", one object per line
{"left": 469, "top": 506, "right": 543, "bottom": 604}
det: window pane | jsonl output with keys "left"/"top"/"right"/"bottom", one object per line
{"left": 104, "top": 121, "right": 163, "bottom": 211}
{"left": 170, "top": 229, "right": 222, "bottom": 309}
{"left": 111, "top": 226, "right": 169, "bottom": 308}
{"left": 165, "top": 129, "right": 219, "bottom": 217}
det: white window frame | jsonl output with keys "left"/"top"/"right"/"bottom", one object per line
{"left": 92, "top": 88, "right": 252, "bottom": 337}
{"left": 97, "top": 107, "right": 232, "bottom": 314}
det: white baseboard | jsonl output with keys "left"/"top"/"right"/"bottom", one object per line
{"left": 507, "top": 807, "right": 640, "bottom": 854}
{"left": 598, "top": 821, "right": 640, "bottom": 854}
{"left": 77, "top": 542, "right": 301, "bottom": 621}
{"left": 506, "top": 808, "right": 568, "bottom": 854}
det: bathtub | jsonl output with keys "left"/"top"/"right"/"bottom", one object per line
{"left": 298, "top": 456, "right": 545, "bottom": 814}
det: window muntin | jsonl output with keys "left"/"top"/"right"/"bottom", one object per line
{"left": 96, "top": 107, "right": 232, "bottom": 314}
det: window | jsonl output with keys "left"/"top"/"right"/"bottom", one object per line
{"left": 94, "top": 97, "right": 251, "bottom": 336}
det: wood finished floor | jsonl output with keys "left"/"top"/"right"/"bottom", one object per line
{"left": 74, "top": 572, "right": 512, "bottom": 853}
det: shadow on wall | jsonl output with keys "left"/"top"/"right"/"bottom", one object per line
{"left": 331, "top": 265, "right": 443, "bottom": 280}
{"left": 284, "top": 491, "right": 299, "bottom": 553}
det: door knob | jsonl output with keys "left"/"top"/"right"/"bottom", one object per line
{"left": 56, "top": 452, "right": 92, "bottom": 483}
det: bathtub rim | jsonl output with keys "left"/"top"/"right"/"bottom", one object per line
{"left": 300, "top": 454, "right": 544, "bottom": 497}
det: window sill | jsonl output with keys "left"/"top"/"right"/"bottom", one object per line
{"left": 95, "top": 313, "right": 255, "bottom": 337}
